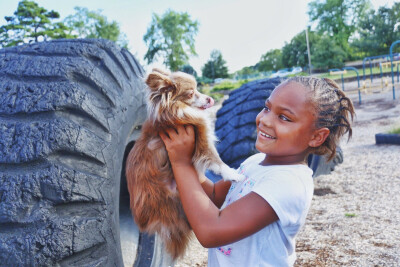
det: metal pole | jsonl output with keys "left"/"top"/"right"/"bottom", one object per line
{"left": 343, "top": 66, "right": 360, "bottom": 103}
{"left": 370, "top": 60, "right": 373, "bottom": 82}
{"left": 390, "top": 40, "right": 400, "bottom": 100}
{"left": 362, "top": 59, "right": 366, "bottom": 81}
{"left": 341, "top": 74, "right": 344, "bottom": 91}
{"left": 305, "top": 27, "right": 312, "bottom": 75}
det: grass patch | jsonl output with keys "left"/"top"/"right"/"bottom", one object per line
{"left": 287, "top": 71, "right": 309, "bottom": 77}
{"left": 211, "top": 80, "right": 247, "bottom": 92}
{"left": 388, "top": 127, "right": 400, "bottom": 134}
{"left": 199, "top": 84, "right": 225, "bottom": 103}
{"left": 318, "top": 66, "right": 398, "bottom": 80}
{"left": 345, "top": 213, "right": 357, "bottom": 218}
{"left": 209, "top": 92, "right": 224, "bottom": 103}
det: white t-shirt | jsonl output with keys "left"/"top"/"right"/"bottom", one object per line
{"left": 208, "top": 153, "right": 314, "bottom": 267}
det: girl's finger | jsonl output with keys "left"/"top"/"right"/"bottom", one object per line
{"left": 184, "top": 124, "right": 194, "bottom": 137}
{"left": 165, "top": 127, "right": 179, "bottom": 140}
{"left": 159, "top": 131, "right": 169, "bottom": 142}
{"left": 173, "top": 124, "right": 183, "bottom": 135}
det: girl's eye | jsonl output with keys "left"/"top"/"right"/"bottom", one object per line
{"left": 279, "top": 114, "right": 291, "bottom": 122}
{"left": 264, "top": 106, "right": 270, "bottom": 112}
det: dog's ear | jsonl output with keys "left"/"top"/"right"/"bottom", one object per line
{"left": 145, "top": 69, "right": 174, "bottom": 91}
{"left": 152, "top": 68, "right": 171, "bottom": 76}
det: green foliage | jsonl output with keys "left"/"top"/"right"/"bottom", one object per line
{"left": 212, "top": 80, "right": 247, "bottom": 92}
{"left": 308, "top": 0, "right": 370, "bottom": 54}
{"left": 351, "top": 3, "right": 400, "bottom": 57}
{"left": 235, "top": 65, "right": 258, "bottom": 77}
{"left": 312, "top": 36, "right": 347, "bottom": 70}
{"left": 143, "top": 9, "right": 199, "bottom": 71}
{"left": 180, "top": 64, "right": 197, "bottom": 77}
{"left": 389, "top": 127, "right": 400, "bottom": 134}
{"left": 196, "top": 76, "right": 214, "bottom": 85}
{"left": 281, "top": 30, "right": 320, "bottom": 68}
{"left": 258, "top": 49, "right": 283, "bottom": 71}
{"left": 212, "top": 81, "right": 237, "bottom": 91}
{"left": 0, "top": 0, "right": 74, "bottom": 48}
{"left": 64, "top": 7, "right": 128, "bottom": 48}
{"left": 198, "top": 84, "right": 224, "bottom": 103}
{"left": 345, "top": 213, "right": 357, "bottom": 218}
{"left": 202, "top": 50, "right": 229, "bottom": 79}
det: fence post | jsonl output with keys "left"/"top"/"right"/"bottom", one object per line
{"left": 390, "top": 40, "right": 400, "bottom": 100}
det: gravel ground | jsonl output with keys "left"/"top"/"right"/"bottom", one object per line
{"left": 176, "top": 90, "right": 400, "bottom": 267}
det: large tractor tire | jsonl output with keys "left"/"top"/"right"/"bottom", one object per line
{"left": 0, "top": 39, "right": 172, "bottom": 266}
{"left": 214, "top": 77, "right": 343, "bottom": 177}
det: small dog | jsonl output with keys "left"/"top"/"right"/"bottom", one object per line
{"left": 126, "top": 68, "right": 243, "bottom": 259}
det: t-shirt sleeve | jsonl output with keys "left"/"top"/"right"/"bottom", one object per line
{"left": 252, "top": 170, "right": 309, "bottom": 227}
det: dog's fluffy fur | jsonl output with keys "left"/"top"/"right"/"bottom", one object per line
{"left": 126, "top": 68, "right": 243, "bottom": 259}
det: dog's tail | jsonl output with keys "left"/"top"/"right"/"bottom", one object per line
{"left": 134, "top": 190, "right": 193, "bottom": 260}
{"left": 157, "top": 199, "right": 193, "bottom": 260}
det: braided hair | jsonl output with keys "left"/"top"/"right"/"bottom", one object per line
{"left": 285, "top": 76, "right": 355, "bottom": 161}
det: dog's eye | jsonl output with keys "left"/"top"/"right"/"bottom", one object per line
{"left": 188, "top": 90, "right": 194, "bottom": 98}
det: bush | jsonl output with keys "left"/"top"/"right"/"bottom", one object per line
{"left": 212, "top": 80, "right": 248, "bottom": 92}
{"left": 196, "top": 76, "right": 213, "bottom": 85}
{"left": 389, "top": 127, "right": 400, "bottom": 134}
{"left": 199, "top": 84, "right": 224, "bottom": 103}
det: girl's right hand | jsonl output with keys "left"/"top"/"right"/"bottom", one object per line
{"left": 159, "top": 124, "right": 195, "bottom": 167}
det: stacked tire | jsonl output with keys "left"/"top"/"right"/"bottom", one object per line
{"left": 0, "top": 39, "right": 170, "bottom": 266}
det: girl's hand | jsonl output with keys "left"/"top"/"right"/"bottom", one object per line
{"left": 159, "top": 124, "right": 195, "bottom": 167}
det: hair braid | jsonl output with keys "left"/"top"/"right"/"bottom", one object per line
{"left": 285, "top": 77, "right": 355, "bottom": 161}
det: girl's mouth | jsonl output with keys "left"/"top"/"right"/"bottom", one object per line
{"left": 259, "top": 131, "right": 276, "bottom": 139}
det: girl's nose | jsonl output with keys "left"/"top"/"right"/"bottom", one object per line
{"left": 257, "top": 110, "right": 272, "bottom": 127}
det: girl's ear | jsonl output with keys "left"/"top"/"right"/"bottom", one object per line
{"left": 308, "top": 128, "right": 330, "bottom": 148}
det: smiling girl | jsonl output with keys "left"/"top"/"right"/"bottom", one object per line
{"left": 160, "top": 77, "right": 355, "bottom": 266}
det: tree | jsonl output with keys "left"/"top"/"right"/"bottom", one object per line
{"left": 64, "top": 7, "right": 128, "bottom": 48}
{"left": 281, "top": 30, "right": 320, "bottom": 68}
{"left": 201, "top": 50, "right": 229, "bottom": 79}
{"left": 351, "top": 3, "right": 400, "bottom": 57}
{"left": 0, "top": 0, "right": 73, "bottom": 48}
{"left": 308, "top": 0, "right": 370, "bottom": 55}
{"left": 312, "top": 36, "right": 347, "bottom": 69}
{"left": 258, "top": 49, "right": 283, "bottom": 71}
{"left": 143, "top": 10, "right": 199, "bottom": 71}
{"left": 180, "top": 64, "right": 197, "bottom": 77}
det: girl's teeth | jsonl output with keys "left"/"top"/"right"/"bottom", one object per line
{"left": 261, "top": 132, "right": 275, "bottom": 139}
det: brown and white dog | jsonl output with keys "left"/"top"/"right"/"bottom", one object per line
{"left": 126, "top": 68, "right": 243, "bottom": 259}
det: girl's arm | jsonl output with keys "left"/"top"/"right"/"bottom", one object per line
{"left": 199, "top": 175, "right": 232, "bottom": 208}
{"left": 160, "top": 125, "right": 278, "bottom": 248}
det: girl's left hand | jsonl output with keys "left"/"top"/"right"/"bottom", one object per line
{"left": 159, "top": 124, "right": 195, "bottom": 167}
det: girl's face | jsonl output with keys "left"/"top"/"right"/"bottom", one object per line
{"left": 255, "top": 82, "right": 317, "bottom": 165}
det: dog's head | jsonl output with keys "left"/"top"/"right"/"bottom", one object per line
{"left": 145, "top": 68, "right": 214, "bottom": 122}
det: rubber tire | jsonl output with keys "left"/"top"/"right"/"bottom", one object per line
{"left": 0, "top": 39, "right": 168, "bottom": 266}
{"left": 214, "top": 77, "right": 342, "bottom": 177}
{"left": 375, "top": 133, "right": 400, "bottom": 145}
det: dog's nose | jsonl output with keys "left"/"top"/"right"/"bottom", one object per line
{"left": 207, "top": 97, "right": 214, "bottom": 107}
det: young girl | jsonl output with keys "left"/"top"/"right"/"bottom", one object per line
{"left": 159, "top": 77, "right": 355, "bottom": 266}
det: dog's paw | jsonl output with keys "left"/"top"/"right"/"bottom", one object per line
{"left": 229, "top": 172, "right": 245, "bottom": 182}
{"left": 221, "top": 167, "right": 245, "bottom": 182}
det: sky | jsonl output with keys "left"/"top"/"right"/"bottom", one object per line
{"left": 0, "top": 0, "right": 397, "bottom": 74}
